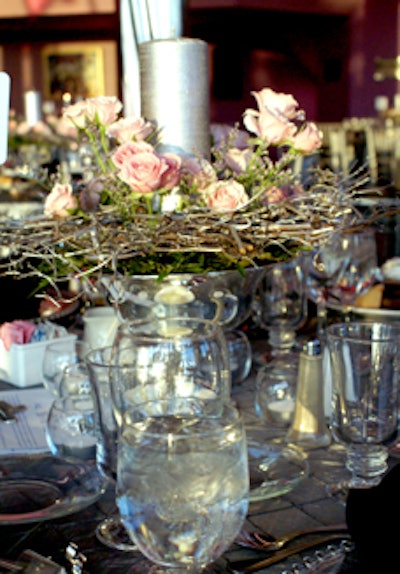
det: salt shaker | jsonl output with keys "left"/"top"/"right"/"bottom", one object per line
{"left": 286, "top": 339, "right": 331, "bottom": 449}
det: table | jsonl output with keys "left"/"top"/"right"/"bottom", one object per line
{"left": 0, "top": 346, "right": 393, "bottom": 573}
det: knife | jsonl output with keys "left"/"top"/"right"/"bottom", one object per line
{"left": 227, "top": 532, "right": 351, "bottom": 573}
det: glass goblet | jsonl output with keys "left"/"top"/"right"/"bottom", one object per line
{"left": 110, "top": 317, "right": 231, "bottom": 425}
{"left": 326, "top": 321, "right": 400, "bottom": 500}
{"left": 308, "top": 228, "right": 379, "bottom": 337}
{"left": 256, "top": 257, "right": 308, "bottom": 356}
{"left": 116, "top": 397, "right": 249, "bottom": 573}
{"left": 254, "top": 256, "right": 308, "bottom": 426}
{"left": 85, "top": 346, "right": 136, "bottom": 552}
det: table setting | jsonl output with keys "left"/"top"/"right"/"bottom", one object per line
{"left": 1, "top": 4, "right": 400, "bottom": 572}
{"left": 0, "top": 190, "right": 399, "bottom": 572}
{"left": 0, "top": 296, "right": 398, "bottom": 573}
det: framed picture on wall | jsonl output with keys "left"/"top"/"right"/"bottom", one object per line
{"left": 41, "top": 42, "right": 107, "bottom": 102}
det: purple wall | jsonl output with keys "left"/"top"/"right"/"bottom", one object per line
{"left": 347, "top": 0, "right": 398, "bottom": 117}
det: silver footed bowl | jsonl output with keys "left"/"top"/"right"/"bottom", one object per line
{"left": 105, "top": 267, "right": 266, "bottom": 331}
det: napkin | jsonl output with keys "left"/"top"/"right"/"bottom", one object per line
{"left": 0, "top": 388, "right": 54, "bottom": 454}
{"left": 346, "top": 463, "right": 400, "bottom": 573}
{"left": 0, "top": 320, "right": 37, "bottom": 350}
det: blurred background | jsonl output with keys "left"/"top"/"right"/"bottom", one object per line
{"left": 2, "top": 0, "right": 400, "bottom": 323}
{"left": 0, "top": 0, "right": 399, "bottom": 124}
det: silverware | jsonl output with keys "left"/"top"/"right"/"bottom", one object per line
{"left": 0, "top": 557, "right": 24, "bottom": 572}
{"left": 0, "top": 400, "right": 26, "bottom": 423}
{"left": 228, "top": 533, "right": 351, "bottom": 573}
{"left": 235, "top": 523, "right": 348, "bottom": 552}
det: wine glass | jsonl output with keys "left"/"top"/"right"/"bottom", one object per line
{"left": 116, "top": 397, "right": 249, "bottom": 573}
{"left": 85, "top": 346, "right": 137, "bottom": 551}
{"left": 42, "top": 338, "right": 89, "bottom": 397}
{"left": 110, "top": 317, "right": 231, "bottom": 425}
{"left": 325, "top": 321, "right": 400, "bottom": 500}
{"left": 308, "top": 227, "right": 379, "bottom": 337}
{"left": 254, "top": 256, "right": 308, "bottom": 426}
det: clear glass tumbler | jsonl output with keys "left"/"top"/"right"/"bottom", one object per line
{"left": 326, "top": 321, "right": 400, "bottom": 493}
{"left": 117, "top": 398, "right": 249, "bottom": 573}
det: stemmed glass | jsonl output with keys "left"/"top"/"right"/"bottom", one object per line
{"left": 308, "top": 228, "right": 379, "bottom": 337}
{"left": 116, "top": 397, "right": 249, "bottom": 573}
{"left": 254, "top": 256, "right": 308, "bottom": 427}
{"left": 85, "top": 346, "right": 136, "bottom": 551}
{"left": 325, "top": 321, "right": 400, "bottom": 501}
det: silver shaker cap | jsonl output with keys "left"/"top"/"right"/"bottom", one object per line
{"left": 303, "top": 339, "right": 322, "bottom": 356}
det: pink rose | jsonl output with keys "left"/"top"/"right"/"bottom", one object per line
{"left": 253, "top": 88, "right": 301, "bottom": 120}
{"left": 85, "top": 96, "right": 123, "bottom": 125}
{"left": 112, "top": 142, "right": 174, "bottom": 194}
{"left": 243, "top": 108, "right": 297, "bottom": 145}
{"left": 224, "top": 148, "right": 252, "bottom": 174}
{"left": 63, "top": 100, "right": 88, "bottom": 129}
{"left": 205, "top": 180, "right": 249, "bottom": 211}
{"left": 0, "top": 320, "right": 37, "bottom": 350}
{"left": 107, "top": 117, "right": 154, "bottom": 143}
{"left": 243, "top": 88, "right": 304, "bottom": 145}
{"left": 290, "top": 122, "right": 322, "bottom": 153}
{"left": 112, "top": 141, "right": 155, "bottom": 169}
{"left": 158, "top": 153, "right": 182, "bottom": 189}
{"left": 44, "top": 183, "right": 78, "bottom": 218}
{"left": 53, "top": 116, "right": 79, "bottom": 139}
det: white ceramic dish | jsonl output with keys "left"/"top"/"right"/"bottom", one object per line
{"left": 327, "top": 301, "right": 400, "bottom": 321}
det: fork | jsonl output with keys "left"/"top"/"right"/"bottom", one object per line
{"left": 0, "top": 401, "right": 26, "bottom": 423}
{"left": 235, "top": 523, "right": 348, "bottom": 553}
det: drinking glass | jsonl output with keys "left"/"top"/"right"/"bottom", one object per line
{"left": 308, "top": 228, "right": 379, "bottom": 336}
{"left": 326, "top": 321, "right": 400, "bottom": 497}
{"left": 46, "top": 395, "right": 97, "bottom": 461}
{"left": 42, "top": 339, "right": 89, "bottom": 397}
{"left": 256, "top": 257, "right": 308, "bottom": 355}
{"left": 254, "top": 256, "right": 308, "bottom": 426}
{"left": 58, "top": 362, "right": 92, "bottom": 397}
{"left": 116, "top": 397, "right": 249, "bottom": 573}
{"left": 111, "top": 317, "right": 231, "bottom": 425}
{"left": 85, "top": 346, "right": 136, "bottom": 551}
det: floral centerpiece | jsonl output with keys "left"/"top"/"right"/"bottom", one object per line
{"left": 0, "top": 87, "right": 370, "bottom": 296}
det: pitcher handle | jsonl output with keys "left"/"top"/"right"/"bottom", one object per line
{"left": 210, "top": 289, "right": 239, "bottom": 326}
